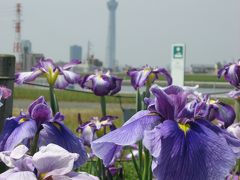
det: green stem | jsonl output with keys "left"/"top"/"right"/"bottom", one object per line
{"left": 97, "top": 158, "right": 107, "bottom": 180}
{"left": 235, "top": 99, "right": 240, "bottom": 122}
{"left": 136, "top": 89, "right": 142, "bottom": 112}
{"left": 145, "top": 84, "right": 151, "bottom": 99}
{"left": 30, "top": 126, "right": 42, "bottom": 156}
{"left": 143, "top": 148, "right": 151, "bottom": 180}
{"left": 234, "top": 159, "right": 240, "bottom": 175}
{"left": 138, "top": 141, "right": 143, "bottom": 173}
{"left": 130, "top": 150, "right": 142, "bottom": 180}
{"left": 49, "top": 86, "right": 59, "bottom": 115}
{"left": 97, "top": 158, "right": 102, "bottom": 179}
{"left": 107, "top": 169, "right": 113, "bottom": 180}
{"left": 100, "top": 96, "right": 107, "bottom": 117}
{"left": 143, "top": 84, "right": 151, "bottom": 110}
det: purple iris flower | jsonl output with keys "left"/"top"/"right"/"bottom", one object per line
{"left": 226, "top": 174, "right": 240, "bottom": 180}
{"left": 0, "top": 144, "right": 98, "bottom": 180}
{"left": 80, "top": 70, "right": 122, "bottom": 96}
{"left": 127, "top": 65, "right": 172, "bottom": 89}
{"left": 92, "top": 84, "right": 240, "bottom": 180}
{"left": 0, "top": 86, "right": 12, "bottom": 107}
{"left": 218, "top": 61, "right": 240, "bottom": 88}
{"left": 193, "top": 94, "right": 236, "bottom": 128}
{"left": 15, "top": 58, "right": 81, "bottom": 89}
{"left": 228, "top": 123, "right": 240, "bottom": 139}
{"left": 0, "top": 96, "right": 88, "bottom": 167}
{"left": 77, "top": 116, "right": 117, "bottom": 146}
{"left": 228, "top": 90, "right": 240, "bottom": 100}
{"left": 0, "top": 86, "right": 11, "bottom": 100}
{"left": 125, "top": 144, "right": 140, "bottom": 160}
{"left": 108, "top": 165, "right": 123, "bottom": 177}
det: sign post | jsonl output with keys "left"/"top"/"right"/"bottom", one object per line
{"left": 171, "top": 44, "right": 185, "bottom": 86}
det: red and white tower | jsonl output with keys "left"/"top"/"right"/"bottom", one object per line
{"left": 13, "top": 3, "right": 22, "bottom": 64}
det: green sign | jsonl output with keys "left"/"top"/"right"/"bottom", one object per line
{"left": 173, "top": 45, "right": 184, "bottom": 59}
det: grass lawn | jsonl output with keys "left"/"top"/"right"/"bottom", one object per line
{"left": 13, "top": 85, "right": 135, "bottom": 103}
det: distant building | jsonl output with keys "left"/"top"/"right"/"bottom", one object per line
{"left": 21, "top": 40, "right": 32, "bottom": 54}
{"left": 20, "top": 40, "right": 44, "bottom": 71}
{"left": 70, "top": 45, "right": 82, "bottom": 61}
{"left": 74, "top": 55, "right": 103, "bottom": 73}
{"left": 22, "top": 53, "right": 44, "bottom": 71}
{"left": 191, "top": 64, "right": 215, "bottom": 74}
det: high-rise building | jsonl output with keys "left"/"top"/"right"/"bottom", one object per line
{"left": 22, "top": 40, "right": 32, "bottom": 54}
{"left": 70, "top": 45, "right": 82, "bottom": 61}
{"left": 106, "top": 0, "right": 118, "bottom": 70}
{"left": 23, "top": 53, "right": 44, "bottom": 71}
{"left": 21, "top": 40, "right": 44, "bottom": 71}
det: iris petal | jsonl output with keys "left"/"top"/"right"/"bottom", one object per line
{"left": 61, "top": 70, "right": 80, "bottom": 84}
{"left": 31, "top": 104, "right": 52, "bottom": 127}
{"left": 218, "top": 63, "right": 240, "bottom": 88}
{"left": 92, "top": 76, "right": 111, "bottom": 96}
{"left": 198, "top": 120, "right": 240, "bottom": 156}
{"left": 228, "top": 90, "right": 240, "bottom": 99}
{"left": 28, "top": 96, "right": 46, "bottom": 116}
{"left": 150, "top": 85, "right": 175, "bottom": 120}
{"left": 80, "top": 74, "right": 95, "bottom": 89}
{"left": 40, "top": 122, "right": 88, "bottom": 168}
{"left": 109, "top": 78, "right": 122, "bottom": 95}
{"left": 38, "top": 58, "right": 56, "bottom": 72}
{"left": 155, "top": 68, "right": 172, "bottom": 86}
{"left": 129, "top": 69, "right": 151, "bottom": 89}
{"left": 143, "top": 123, "right": 162, "bottom": 158}
{"left": 7, "top": 171, "right": 37, "bottom": 180}
{"left": 0, "top": 119, "right": 37, "bottom": 151}
{"left": 15, "top": 70, "right": 42, "bottom": 84}
{"left": 151, "top": 120, "right": 237, "bottom": 180}
{"left": 55, "top": 75, "right": 70, "bottom": 89}
{"left": 0, "top": 118, "right": 19, "bottom": 151}
{"left": 62, "top": 59, "right": 81, "bottom": 70}
{"left": 91, "top": 110, "right": 160, "bottom": 166}
{"left": 33, "top": 144, "right": 78, "bottom": 178}
{"left": 0, "top": 86, "right": 12, "bottom": 99}
{"left": 214, "top": 102, "right": 235, "bottom": 128}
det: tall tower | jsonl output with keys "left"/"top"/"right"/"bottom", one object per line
{"left": 13, "top": 3, "right": 23, "bottom": 64}
{"left": 106, "top": 0, "right": 118, "bottom": 70}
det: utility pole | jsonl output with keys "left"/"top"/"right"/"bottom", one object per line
{"left": 13, "top": 3, "right": 23, "bottom": 71}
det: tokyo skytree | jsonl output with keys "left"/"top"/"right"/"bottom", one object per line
{"left": 106, "top": 0, "right": 118, "bottom": 70}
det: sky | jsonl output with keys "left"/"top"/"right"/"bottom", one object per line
{"left": 0, "top": 0, "right": 240, "bottom": 69}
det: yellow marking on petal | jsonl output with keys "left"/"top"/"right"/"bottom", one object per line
{"left": 146, "top": 112, "right": 159, "bottom": 116}
{"left": 53, "top": 122, "right": 61, "bottom": 130}
{"left": 46, "top": 68, "right": 59, "bottom": 86}
{"left": 143, "top": 67, "right": 151, "bottom": 75}
{"left": 97, "top": 75, "right": 103, "bottom": 80}
{"left": 96, "top": 71, "right": 103, "bottom": 76}
{"left": 178, "top": 123, "right": 190, "bottom": 136}
{"left": 209, "top": 99, "right": 216, "bottom": 105}
{"left": 19, "top": 118, "right": 27, "bottom": 123}
{"left": 147, "top": 73, "right": 155, "bottom": 86}
{"left": 101, "top": 120, "right": 108, "bottom": 125}
{"left": 39, "top": 173, "right": 47, "bottom": 180}
{"left": 52, "top": 69, "right": 59, "bottom": 84}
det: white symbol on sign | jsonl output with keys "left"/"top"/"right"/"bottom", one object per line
{"left": 174, "top": 47, "right": 183, "bottom": 59}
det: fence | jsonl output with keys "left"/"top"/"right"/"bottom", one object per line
{"left": 0, "top": 55, "right": 15, "bottom": 131}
